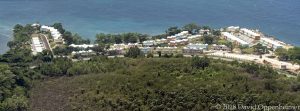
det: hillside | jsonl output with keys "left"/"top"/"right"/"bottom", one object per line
{"left": 29, "top": 58, "right": 300, "bottom": 111}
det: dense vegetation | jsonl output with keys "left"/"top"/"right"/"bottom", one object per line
{"left": 275, "top": 47, "right": 300, "bottom": 64}
{"left": 95, "top": 33, "right": 149, "bottom": 45}
{"left": 0, "top": 24, "right": 41, "bottom": 111}
{"left": 30, "top": 57, "right": 300, "bottom": 111}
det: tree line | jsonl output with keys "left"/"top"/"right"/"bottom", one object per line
{"left": 275, "top": 47, "right": 300, "bottom": 64}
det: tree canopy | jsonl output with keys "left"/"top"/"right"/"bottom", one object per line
{"left": 124, "top": 47, "right": 144, "bottom": 58}
{"left": 96, "top": 33, "right": 149, "bottom": 45}
{"left": 182, "top": 23, "right": 201, "bottom": 34}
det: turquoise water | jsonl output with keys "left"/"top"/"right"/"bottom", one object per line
{"left": 0, "top": 0, "right": 300, "bottom": 53}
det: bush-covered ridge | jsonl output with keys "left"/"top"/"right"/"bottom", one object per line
{"left": 30, "top": 57, "right": 300, "bottom": 111}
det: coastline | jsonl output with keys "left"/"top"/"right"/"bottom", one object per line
{"left": 0, "top": 24, "right": 299, "bottom": 54}
{"left": 0, "top": 33, "right": 10, "bottom": 54}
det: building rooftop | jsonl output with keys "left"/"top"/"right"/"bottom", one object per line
{"left": 261, "top": 37, "right": 283, "bottom": 47}
{"left": 240, "top": 28, "right": 260, "bottom": 37}
{"left": 222, "top": 32, "right": 249, "bottom": 45}
{"left": 70, "top": 44, "right": 97, "bottom": 48}
{"left": 41, "top": 25, "right": 62, "bottom": 40}
{"left": 184, "top": 43, "right": 208, "bottom": 50}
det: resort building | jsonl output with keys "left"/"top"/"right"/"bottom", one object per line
{"left": 167, "top": 31, "right": 190, "bottom": 41}
{"left": 128, "top": 43, "right": 142, "bottom": 48}
{"left": 107, "top": 48, "right": 125, "bottom": 55}
{"left": 71, "top": 50, "right": 94, "bottom": 55}
{"left": 175, "top": 31, "right": 189, "bottom": 39}
{"left": 187, "top": 35, "right": 201, "bottom": 40}
{"left": 212, "top": 44, "right": 230, "bottom": 51}
{"left": 31, "top": 34, "right": 52, "bottom": 55}
{"left": 227, "top": 26, "right": 240, "bottom": 32}
{"left": 111, "top": 44, "right": 126, "bottom": 50}
{"left": 31, "top": 23, "right": 41, "bottom": 30}
{"left": 110, "top": 43, "right": 142, "bottom": 51}
{"left": 155, "top": 39, "right": 167, "bottom": 44}
{"left": 260, "top": 37, "right": 283, "bottom": 50}
{"left": 31, "top": 36, "right": 44, "bottom": 55}
{"left": 176, "top": 31, "right": 189, "bottom": 36}
{"left": 140, "top": 47, "right": 154, "bottom": 54}
{"left": 199, "top": 29, "right": 210, "bottom": 35}
{"left": 143, "top": 40, "right": 156, "bottom": 47}
{"left": 240, "top": 28, "right": 260, "bottom": 40}
{"left": 222, "top": 32, "right": 249, "bottom": 47}
{"left": 41, "top": 25, "right": 64, "bottom": 44}
{"left": 167, "top": 36, "right": 176, "bottom": 41}
{"left": 183, "top": 43, "right": 208, "bottom": 55}
{"left": 69, "top": 44, "right": 97, "bottom": 48}
{"left": 169, "top": 39, "right": 188, "bottom": 46}
{"left": 155, "top": 47, "right": 181, "bottom": 54}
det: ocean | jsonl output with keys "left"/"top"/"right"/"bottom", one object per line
{"left": 0, "top": 0, "right": 300, "bottom": 53}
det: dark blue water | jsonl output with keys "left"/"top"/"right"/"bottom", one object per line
{"left": 1, "top": 0, "right": 300, "bottom": 53}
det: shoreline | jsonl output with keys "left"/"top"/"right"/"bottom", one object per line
{"left": 0, "top": 33, "right": 10, "bottom": 54}
{"left": 0, "top": 25, "right": 299, "bottom": 55}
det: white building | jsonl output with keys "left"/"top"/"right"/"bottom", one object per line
{"left": 143, "top": 40, "right": 156, "bottom": 47}
{"left": 155, "top": 39, "right": 167, "bottom": 44}
{"left": 174, "top": 31, "right": 190, "bottom": 39}
{"left": 31, "top": 23, "right": 41, "bottom": 27}
{"left": 176, "top": 31, "right": 189, "bottom": 36}
{"left": 260, "top": 37, "right": 283, "bottom": 50}
{"left": 110, "top": 43, "right": 142, "bottom": 50}
{"left": 183, "top": 43, "right": 208, "bottom": 54}
{"left": 240, "top": 28, "right": 260, "bottom": 40}
{"left": 128, "top": 43, "right": 142, "bottom": 48}
{"left": 69, "top": 44, "right": 97, "bottom": 48}
{"left": 187, "top": 35, "right": 201, "bottom": 40}
{"left": 169, "top": 39, "right": 188, "bottom": 46}
{"left": 41, "top": 25, "right": 64, "bottom": 43}
{"left": 227, "top": 26, "right": 240, "bottom": 32}
{"left": 184, "top": 43, "right": 208, "bottom": 50}
{"left": 212, "top": 44, "right": 230, "bottom": 51}
{"left": 31, "top": 35, "right": 45, "bottom": 55}
{"left": 199, "top": 29, "right": 210, "bottom": 35}
{"left": 222, "top": 32, "right": 249, "bottom": 46}
{"left": 156, "top": 47, "right": 180, "bottom": 54}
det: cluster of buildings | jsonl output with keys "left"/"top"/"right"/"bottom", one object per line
{"left": 141, "top": 31, "right": 204, "bottom": 48}
{"left": 106, "top": 29, "right": 233, "bottom": 56}
{"left": 139, "top": 47, "right": 180, "bottom": 55}
{"left": 31, "top": 24, "right": 65, "bottom": 55}
{"left": 109, "top": 42, "right": 227, "bottom": 56}
{"left": 183, "top": 43, "right": 208, "bottom": 54}
{"left": 69, "top": 44, "right": 97, "bottom": 49}
{"left": 260, "top": 37, "right": 284, "bottom": 50}
{"left": 140, "top": 31, "right": 192, "bottom": 48}
{"left": 107, "top": 31, "right": 211, "bottom": 55}
{"left": 30, "top": 23, "right": 291, "bottom": 62}
{"left": 31, "top": 34, "right": 45, "bottom": 55}
{"left": 222, "top": 26, "right": 262, "bottom": 47}
{"left": 222, "top": 32, "right": 249, "bottom": 46}
{"left": 40, "top": 25, "right": 64, "bottom": 44}
{"left": 69, "top": 44, "right": 98, "bottom": 55}
{"left": 167, "top": 31, "right": 190, "bottom": 46}
{"left": 222, "top": 26, "right": 286, "bottom": 50}
{"left": 108, "top": 43, "right": 142, "bottom": 55}
{"left": 31, "top": 34, "right": 51, "bottom": 55}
